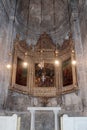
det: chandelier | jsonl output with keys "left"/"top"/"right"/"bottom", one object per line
{"left": 38, "top": 49, "right": 44, "bottom": 69}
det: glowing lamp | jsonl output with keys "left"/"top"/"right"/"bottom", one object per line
{"left": 23, "top": 62, "right": 28, "bottom": 67}
{"left": 72, "top": 60, "right": 76, "bottom": 65}
{"left": 6, "top": 64, "right": 11, "bottom": 69}
{"left": 55, "top": 60, "right": 59, "bottom": 65}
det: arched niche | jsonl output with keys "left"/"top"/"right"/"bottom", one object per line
{"left": 10, "top": 33, "right": 78, "bottom": 97}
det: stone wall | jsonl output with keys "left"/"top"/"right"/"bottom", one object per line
{"left": 57, "top": 0, "right": 87, "bottom": 117}
{"left": 6, "top": 90, "right": 59, "bottom": 110}
{"left": 4, "top": 90, "right": 85, "bottom": 130}
{"left": 15, "top": 0, "right": 69, "bottom": 45}
{"left": 6, "top": 90, "right": 33, "bottom": 111}
{"left": 0, "top": 0, "right": 16, "bottom": 108}
{"left": 63, "top": 0, "right": 87, "bottom": 117}
{"left": 0, "top": 0, "right": 9, "bottom": 108}
{"left": 1, "top": 1, "right": 87, "bottom": 130}
{"left": 78, "top": 0, "right": 87, "bottom": 115}
{"left": 6, "top": 90, "right": 84, "bottom": 116}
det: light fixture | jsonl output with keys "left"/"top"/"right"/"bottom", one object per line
{"left": 37, "top": 1, "right": 45, "bottom": 69}
{"left": 54, "top": 44, "right": 60, "bottom": 66}
{"left": 55, "top": 49, "right": 58, "bottom": 56}
{"left": 6, "top": 52, "right": 12, "bottom": 69}
{"left": 23, "top": 52, "right": 28, "bottom": 68}
{"left": 24, "top": 51, "right": 28, "bottom": 56}
{"left": 71, "top": 48, "right": 76, "bottom": 65}
{"left": 72, "top": 50, "right": 75, "bottom": 53}
{"left": 55, "top": 59, "right": 60, "bottom": 65}
{"left": 6, "top": 64, "right": 11, "bottom": 69}
{"left": 38, "top": 60, "right": 44, "bottom": 69}
{"left": 23, "top": 62, "right": 28, "bottom": 68}
{"left": 38, "top": 50, "right": 44, "bottom": 69}
{"left": 38, "top": 59, "right": 44, "bottom": 70}
{"left": 72, "top": 60, "right": 76, "bottom": 65}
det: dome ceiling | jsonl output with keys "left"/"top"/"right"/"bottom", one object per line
{"left": 15, "top": 0, "right": 70, "bottom": 45}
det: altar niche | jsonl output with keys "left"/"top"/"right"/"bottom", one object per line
{"left": 11, "top": 32, "right": 78, "bottom": 97}
{"left": 35, "top": 63, "right": 55, "bottom": 87}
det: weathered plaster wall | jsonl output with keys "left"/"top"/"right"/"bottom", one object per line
{"left": 3, "top": 0, "right": 87, "bottom": 116}
{"left": 79, "top": 0, "right": 87, "bottom": 75}
{"left": 15, "top": 0, "right": 70, "bottom": 45}
{"left": 1, "top": 1, "right": 87, "bottom": 130}
{"left": 0, "top": 0, "right": 16, "bottom": 108}
{"left": 61, "top": 0, "right": 87, "bottom": 116}
{"left": 78, "top": 0, "right": 87, "bottom": 115}
{"left": 6, "top": 90, "right": 83, "bottom": 116}
{"left": 0, "top": 0, "right": 9, "bottom": 108}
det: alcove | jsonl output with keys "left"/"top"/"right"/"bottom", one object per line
{"left": 11, "top": 33, "right": 78, "bottom": 97}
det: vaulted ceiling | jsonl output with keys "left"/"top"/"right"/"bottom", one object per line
{"left": 15, "top": 0, "right": 70, "bottom": 45}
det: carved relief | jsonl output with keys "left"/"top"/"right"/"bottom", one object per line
{"left": 35, "top": 32, "right": 55, "bottom": 50}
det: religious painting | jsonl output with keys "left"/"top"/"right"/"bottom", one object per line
{"left": 35, "top": 63, "right": 55, "bottom": 87}
{"left": 62, "top": 58, "right": 73, "bottom": 87}
{"left": 16, "top": 57, "right": 28, "bottom": 86}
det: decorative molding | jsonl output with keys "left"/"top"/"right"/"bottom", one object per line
{"left": 35, "top": 32, "right": 55, "bottom": 50}
{"left": 10, "top": 33, "right": 78, "bottom": 97}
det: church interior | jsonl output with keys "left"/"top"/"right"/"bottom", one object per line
{"left": 0, "top": 0, "right": 87, "bottom": 130}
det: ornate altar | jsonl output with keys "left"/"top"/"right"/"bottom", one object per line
{"left": 11, "top": 32, "right": 78, "bottom": 97}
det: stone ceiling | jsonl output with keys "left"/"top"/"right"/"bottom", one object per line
{"left": 15, "top": 0, "right": 70, "bottom": 45}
